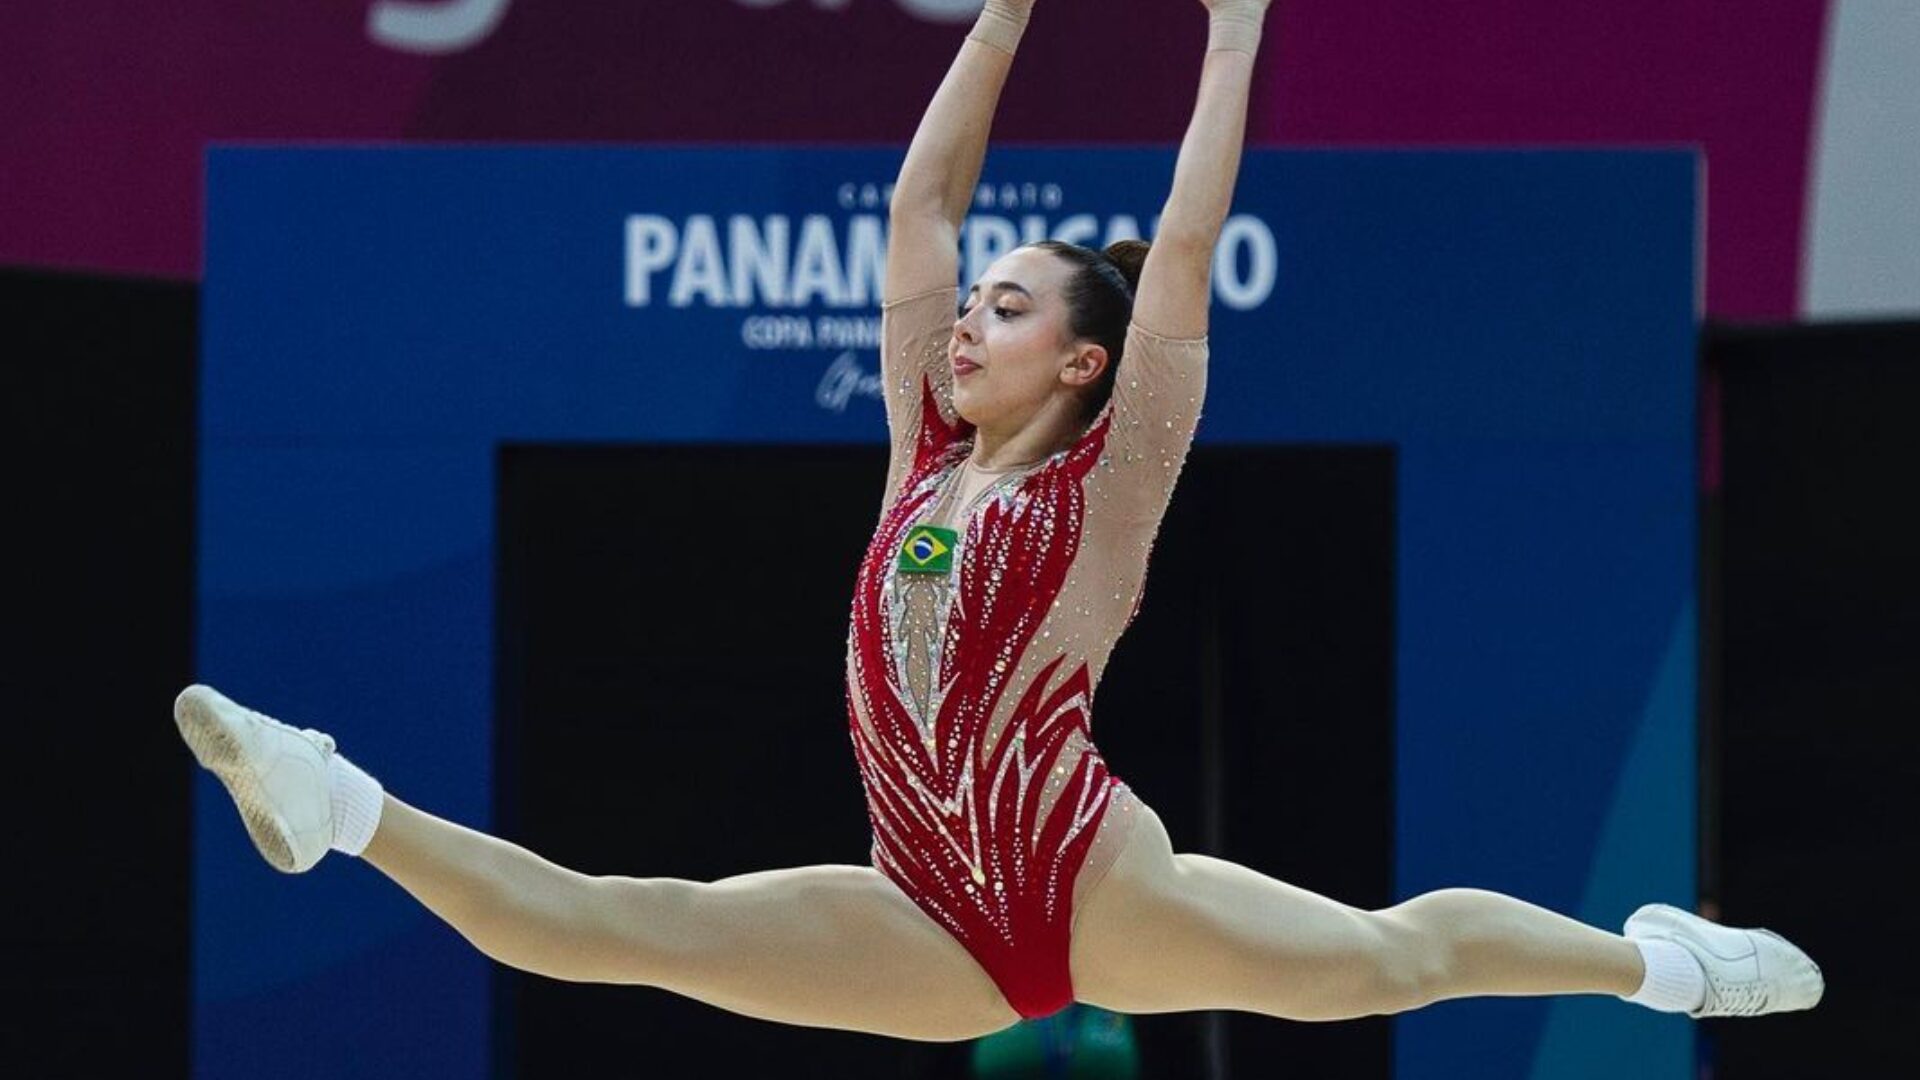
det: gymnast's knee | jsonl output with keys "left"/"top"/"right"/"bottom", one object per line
{"left": 1248, "top": 910, "right": 1448, "bottom": 1021}
{"left": 1360, "top": 893, "right": 1477, "bottom": 1014}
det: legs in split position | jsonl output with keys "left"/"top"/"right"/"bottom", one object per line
{"left": 177, "top": 683, "right": 1817, "bottom": 1039}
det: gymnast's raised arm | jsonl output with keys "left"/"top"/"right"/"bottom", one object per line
{"left": 1133, "top": 0, "right": 1268, "bottom": 339}
{"left": 884, "top": 1, "right": 1032, "bottom": 301}
{"left": 873, "top": 2, "right": 1037, "bottom": 504}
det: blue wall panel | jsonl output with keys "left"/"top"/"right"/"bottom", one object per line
{"left": 198, "top": 147, "right": 1696, "bottom": 1079}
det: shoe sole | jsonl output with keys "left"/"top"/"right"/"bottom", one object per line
{"left": 175, "top": 687, "right": 300, "bottom": 873}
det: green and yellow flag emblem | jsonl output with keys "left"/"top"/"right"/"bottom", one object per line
{"left": 897, "top": 525, "right": 957, "bottom": 575}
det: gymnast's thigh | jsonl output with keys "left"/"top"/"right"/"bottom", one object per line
{"left": 591, "top": 863, "right": 1019, "bottom": 1042}
{"left": 1067, "top": 797, "right": 1185, "bottom": 1008}
{"left": 1065, "top": 800, "right": 1396, "bottom": 1018}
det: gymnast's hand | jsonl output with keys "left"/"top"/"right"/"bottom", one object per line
{"left": 969, "top": 0, "right": 1037, "bottom": 56}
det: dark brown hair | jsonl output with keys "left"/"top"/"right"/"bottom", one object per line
{"left": 1026, "top": 239, "right": 1150, "bottom": 424}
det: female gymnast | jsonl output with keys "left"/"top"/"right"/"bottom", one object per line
{"left": 176, "top": 0, "right": 1821, "bottom": 1043}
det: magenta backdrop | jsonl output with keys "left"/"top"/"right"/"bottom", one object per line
{"left": 1262, "top": 1, "right": 1830, "bottom": 318}
{"left": 2, "top": 1, "right": 1825, "bottom": 317}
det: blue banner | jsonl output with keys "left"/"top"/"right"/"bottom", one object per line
{"left": 199, "top": 147, "right": 1696, "bottom": 1079}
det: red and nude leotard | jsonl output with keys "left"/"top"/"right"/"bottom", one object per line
{"left": 844, "top": 285, "right": 1208, "bottom": 1019}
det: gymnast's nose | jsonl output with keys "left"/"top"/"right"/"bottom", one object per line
{"left": 953, "top": 310, "right": 979, "bottom": 346}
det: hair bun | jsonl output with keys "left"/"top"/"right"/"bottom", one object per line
{"left": 1102, "top": 239, "right": 1151, "bottom": 293}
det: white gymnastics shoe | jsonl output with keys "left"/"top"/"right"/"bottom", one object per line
{"left": 175, "top": 684, "right": 337, "bottom": 873}
{"left": 1625, "top": 902, "right": 1824, "bottom": 1017}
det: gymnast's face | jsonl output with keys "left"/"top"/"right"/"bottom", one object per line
{"left": 949, "top": 246, "right": 1106, "bottom": 431}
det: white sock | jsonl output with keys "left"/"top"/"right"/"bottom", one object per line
{"left": 1624, "top": 937, "right": 1706, "bottom": 1013}
{"left": 327, "top": 752, "right": 385, "bottom": 857}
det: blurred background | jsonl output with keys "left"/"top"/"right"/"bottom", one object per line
{"left": 3, "top": 2, "right": 1915, "bottom": 1078}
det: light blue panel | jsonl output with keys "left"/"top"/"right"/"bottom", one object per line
{"left": 1527, "top": 604, "right": 1698, "bottom": 1077}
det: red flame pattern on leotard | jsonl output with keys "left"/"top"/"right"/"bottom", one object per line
{"left": 845, "top": 377, "right": 1120, "bottom": 1018}
{"left": 845, "top": 286, "right": 1207, "bottom": 1019}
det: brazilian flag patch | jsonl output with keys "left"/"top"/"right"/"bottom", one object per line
{"left": 897, "top": 525, "right": 958, "bottom": 575}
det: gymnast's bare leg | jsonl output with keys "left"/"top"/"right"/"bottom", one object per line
{"left": 177, "top": 684, "right": 1017, "bottom": 1041}
{"left": 361, "top": 794, "right": 1018, "bottom": 1040}
{"left": 1072, "top": 803, "right": 1645, "bottom": 1020}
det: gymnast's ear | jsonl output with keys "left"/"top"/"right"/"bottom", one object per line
{"left": 1063, "top": 343, "right": 1109, "bottom": 389}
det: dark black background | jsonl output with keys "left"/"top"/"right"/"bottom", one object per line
{"left": 1703, "top": 322, "right": 1920, "bottom": 1078}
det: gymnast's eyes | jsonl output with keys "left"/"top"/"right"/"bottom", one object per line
{"left": 958, "top": 301, "right": 1018, "bottom": 320}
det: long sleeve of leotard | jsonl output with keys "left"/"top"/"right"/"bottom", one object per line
{"left": 878, "top": 285, "right": 970, "bottom": 507}
{"left": 1087, "top": 322, "right": 1209, "bottom": 527}
{"left": 1066, "top": 321, "right": 1209, "bottom": 684}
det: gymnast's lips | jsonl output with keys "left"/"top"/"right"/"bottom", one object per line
{"left": 952, "top": 356, "right": 982, "bottom": 377}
